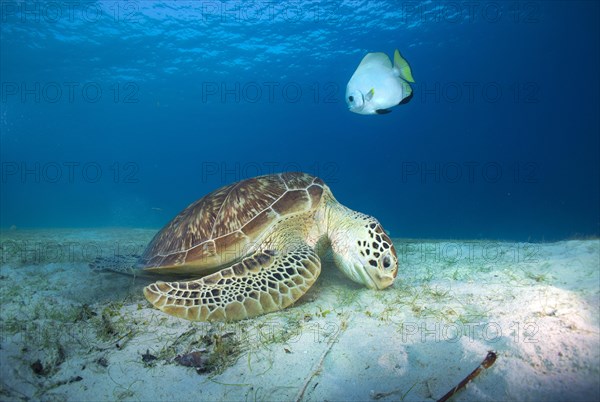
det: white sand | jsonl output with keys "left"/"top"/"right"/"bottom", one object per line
{"left": 1, "top": 229, "right": 598, "bottom": 401}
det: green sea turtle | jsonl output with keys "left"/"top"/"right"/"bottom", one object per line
{"left": 110, "top": 172, "right": 398, "bottom": 322}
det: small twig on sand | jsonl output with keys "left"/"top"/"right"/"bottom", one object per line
{"left": 371, "top": 352, "right": 497, "bottom": 401}
{"left": 437, "top": 351, "right": 498, "bottom": 402}
{"left": 371, "top": 381, "right": 417, "bottom": 400}
{"left": 34, "top": 376, "right": 84, "bottom": 397}
{"left": 94, "top": 330, "right": 136, "bottom": 351}
{"left": 294, "top": 321, "right": 346, "bottom": 402}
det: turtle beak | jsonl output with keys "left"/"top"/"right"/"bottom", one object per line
{"left": 357, "top": 262, "right": 380, "bottom": 290}
{"left": 361, "top": 261, "right": 396, "bottom": 290}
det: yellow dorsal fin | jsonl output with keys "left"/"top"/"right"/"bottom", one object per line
{"left": 394, "top": 49, "right": 415, "bottom": 83}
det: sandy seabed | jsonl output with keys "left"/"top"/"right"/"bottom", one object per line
{"left": 0, "top": 228, "right": 598, "bottom": 401}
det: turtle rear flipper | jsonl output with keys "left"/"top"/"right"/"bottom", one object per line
{"left": 143, "top": 244, "right": 321, "bottom": 322}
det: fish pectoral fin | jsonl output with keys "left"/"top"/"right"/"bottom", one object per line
{"left": 394, "top": 49, "right": 415, "bottom": 83}
{"left": 365, "top": 88, "right": 375, "bottom": 101}
{"left": 376, "top": 108, "right": 392, "bottom": 114}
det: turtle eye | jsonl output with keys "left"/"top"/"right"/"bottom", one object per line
{"left": 348, "top": 95, "right": 354, "bottom": 102}
{"left": 382, "top": 254, "right": 391, "bottom": 269}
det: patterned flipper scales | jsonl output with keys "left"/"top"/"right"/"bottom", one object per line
{"left": 143, "top": 244, "right": 321, "bottom": 321}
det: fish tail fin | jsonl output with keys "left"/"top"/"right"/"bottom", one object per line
{"left": 397, "top": 81, "right": 413, "bottom": 105}
{"left": 401, "top": 81, "right": 412, "bottom": 99}
{"left": 394, "top": 49, "right": 415, "bottom": 83}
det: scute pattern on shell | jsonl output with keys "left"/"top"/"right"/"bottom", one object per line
{"left": 139, "top": 172, "right": 324, "bottom": 269}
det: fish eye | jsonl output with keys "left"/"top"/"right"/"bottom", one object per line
{"left": 348, "top": 95, "right": 354, "bottom": 102}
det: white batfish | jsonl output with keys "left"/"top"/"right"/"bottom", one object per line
{"left": 346, "top": 49, "right": 415, "bottom": 115}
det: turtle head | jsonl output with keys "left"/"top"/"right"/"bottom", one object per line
{"left": 331, "top": 215, "right": 398, "bottom": 290}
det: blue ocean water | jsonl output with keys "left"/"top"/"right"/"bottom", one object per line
{"left": 0, "top": 0, "right": 598, "bottom": 241}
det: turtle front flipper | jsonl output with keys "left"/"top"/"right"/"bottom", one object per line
{"left": 143, "top": 245, "right": 321, "bottom": 321}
